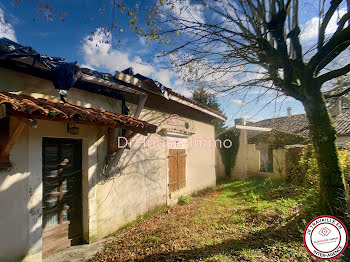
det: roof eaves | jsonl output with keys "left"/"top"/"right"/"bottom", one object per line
{"left": 0, "top": 92, "right": 157, "bottom": 135}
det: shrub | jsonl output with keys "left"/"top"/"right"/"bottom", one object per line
{"left": 339, "top": 142, "right": 350, "bottom": 185}
{"left": 178, "top": 195, "right": 191, "bottom": 205}
{"left": 296, "top": 142, "right": 350, "bottom": 188}
{"left": 299, "top": 146, "right": 319, "bottom": 187}
{"left": 217, "top": 128, "right": 240, "bottom": 177}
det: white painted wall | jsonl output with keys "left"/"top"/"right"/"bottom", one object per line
{"left": 96, "top": 106, "right": 217, "bottom": 237}
{"left": 0, "top": 68, "right": 218, "bottom": 261}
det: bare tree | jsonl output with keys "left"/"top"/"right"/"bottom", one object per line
{"left": 130, "top": 0, "right": 350, "bottom": 215}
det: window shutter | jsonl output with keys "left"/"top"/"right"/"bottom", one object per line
{"left": 177, "top": 149, "right": 186, "bottom": 189}
{"left": 168, "top": 149, "right": 178, "bottom": 192}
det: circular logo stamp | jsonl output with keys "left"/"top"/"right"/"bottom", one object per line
{"left": 168, "top": 114, "right": 181, "bottom": 125}
{"left": 304, "top": 215, "right": 348, "bottom": 260}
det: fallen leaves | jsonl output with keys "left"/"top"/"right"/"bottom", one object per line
{"left": 89, "top": 179, "right": 319, "bottom": 262}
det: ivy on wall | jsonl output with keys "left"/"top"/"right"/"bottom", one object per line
{"left": 248, "top": 130, "right": 309, "bottom": 148}
{"left": 217, "top": 128, "right": 240, "bottom": 177}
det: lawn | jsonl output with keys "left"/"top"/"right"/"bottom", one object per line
{"left": 89, "top": 178, "right": 343, "bottom": 262}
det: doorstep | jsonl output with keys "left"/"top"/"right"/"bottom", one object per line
{"left": 43, "top": 237, "right": 111, "bottom": 262}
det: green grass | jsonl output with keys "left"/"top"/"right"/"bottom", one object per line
{"left": 92, "top": 178, "right": 347, "bottom": 262}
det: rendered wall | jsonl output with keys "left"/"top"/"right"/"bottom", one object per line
{"left": 246, "top": 143, "right": 287, "bottom": 180}
{"left": 215, "top": 147, "right": 226, "bottom": 181}
{"left": 0, "top": 68, "right": 112, "bottom": 261}
{"left": 246, "top": 144, "right": 260, "bottom": 172}
{"left": 337, "top": 136, "right": 350, "bottom": 147}
{"left": 231, "top": 130, "right": 247, "bottom": 179}
{"left": 0, "top": 68, "right": 218, "bottom": 259}
{"left": 0, "top": 117, "right": 30, "bottom": 262}
{"left": 96, "top": 105, "right": 217, "bottom": 237}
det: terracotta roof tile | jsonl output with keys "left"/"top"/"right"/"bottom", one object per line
{"left": 0, "top": 92, "right": 157, "bottom": 134}
{"left": 334, "top": 109, "right": 350, "bottom": 135}
{"left": 249, "top": 109, "right": 350, "bottom": 138}
{"left": 250, "top": 114, "right": 310, "bottom": 137}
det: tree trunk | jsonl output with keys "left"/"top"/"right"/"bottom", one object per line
{"left": 302, "top": 90, "right": 347, "bottom": 216}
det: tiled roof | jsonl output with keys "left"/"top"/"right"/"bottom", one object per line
{"left": 250, "top": 114, "right": 310, "bottom": 137}
{"left": 0, "top": 38, "right": 226, "bottom": 120}
{"left": 0, "top": 92, "right": 157, "bottom": 135}
{"left": 130, "top": 72, "right": 226, "bottom": 119}
{"left": 167, "top": 89, "right": 227, "bottom": 119}
{"left": 334, "top": 109, "right": 350, "bottom": 135}
{"left": 248, "top": 109, "right": 350, "bottom": 139}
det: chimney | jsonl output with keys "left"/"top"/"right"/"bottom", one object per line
{"left": 336, "top": 98, "right": 342, "bottom": 115}
{"left": 331, "top": 98, "right": 342, "bottom": 116}
{"left": 287, "top": 107, "right": 292, "bottom": 118}
{"left": 235, "top": 118, "right": 246, "bottom": 126}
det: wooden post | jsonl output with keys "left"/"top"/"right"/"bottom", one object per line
{"left": 108, "top": 128, "right": 116, "bottom": 154}
{"left": 0, "top": 118, "right": 27, "bottom": 166}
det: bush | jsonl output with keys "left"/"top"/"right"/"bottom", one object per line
{"left": 217, "top": 128, "right": 240, "bottom": 177}
{"left": 178, "top": 195, "right": 191, "bottom": 205}
{"left": 339, "top": 142, "right": 350, "bottom": 185}
{"left": 297, "top": 142, "right": 350, "bottom": 188}
{"left": 299, "top": 146, "right": 319, "bottom": 187}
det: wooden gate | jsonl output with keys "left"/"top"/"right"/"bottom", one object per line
{"left": 168, "top": 149, "right": 186, "bottom": 192}
{"left": 42, "top": 138, "right": 83, "bottom": 257}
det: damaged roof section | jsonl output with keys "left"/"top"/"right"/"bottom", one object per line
{"left": 0, "top": 92, "right": 157, "bottom": 135}
{"left": 0, "top": 37, "right": 226, "bottom": 121}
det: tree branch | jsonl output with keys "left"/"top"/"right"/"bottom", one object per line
{"left": 318, "top": 0, "right": 343, "bottom": 50}
{"left": 287, "top": 25, "right": 303, "bottom": 65}
{"left": 318, "top": 63, "right": 350, "bottom": 84}
{"left": 336, "top": 12, "right": 350, "bottom": 32}
{"left": 309, "top": 26, "right": 350, "bottom": 75}
{"left": 324, "top": 86, "right": 350, "bottom": 98}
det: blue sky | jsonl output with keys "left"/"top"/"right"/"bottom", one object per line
{"left": 0, "top": 0, "right": 347, "bottom": 126}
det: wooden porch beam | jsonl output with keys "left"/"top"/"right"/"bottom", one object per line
{"left": 109, "top": 132, "right": 138, "bottom": 156}
{"left": 108, "top": 127, "right": 117, "bottom": 155}
{"left": 0, "top": 118, "right": 27, "bottom": 167}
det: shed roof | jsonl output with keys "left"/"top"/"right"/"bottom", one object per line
{"left": 0, "top": 92, "right": 157, "bottom": 135}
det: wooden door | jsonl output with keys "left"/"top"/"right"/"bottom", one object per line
{"left": 42, "top": 138, "right": 83, "bottom": 257}
{"left": 168, "top": 149, "right": 186, "bottom": 192}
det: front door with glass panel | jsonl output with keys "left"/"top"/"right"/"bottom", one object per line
{"left": 42, "top": 138, "right": 83, "bottom": 257}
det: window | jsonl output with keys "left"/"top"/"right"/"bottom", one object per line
{"left": 168, "top": 149, "right": 186, "bottom": 192}
{"left": 259, "top": 146, "right": 273, "bottom": 173}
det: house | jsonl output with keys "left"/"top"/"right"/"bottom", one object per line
{"left": 0, "top": 38, "right": 226, "bottom": 262}
{"left": 249, "top": 106, "right": 350, "bottom": 146}
{"left": 228, "top": 106, "right": 350, "bottom": 180}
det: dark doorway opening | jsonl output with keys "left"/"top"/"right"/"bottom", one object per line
{"left": 42, "top": 138, "right": 83, "bottom": 257}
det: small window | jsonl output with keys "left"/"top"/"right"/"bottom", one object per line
{"left": 259, "top": 146, "right": 273, "bottom": 173}
{"left": 168, "top": 149, "right": 186, "bottom": 192}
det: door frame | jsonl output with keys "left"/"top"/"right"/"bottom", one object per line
{"left": 41, "top": 137, "right": 83, "bottom": 257}
{"left": 26, "top": 121, "right": 99, "bottom": 259}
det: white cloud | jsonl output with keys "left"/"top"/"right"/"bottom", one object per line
{"left": 174, "top": 86, "right": 193, "bottom": 97}
{"left": 231, "top": 99, "right": 247, "bottom": 105}
{"left": 161, "top": 0, "right": 205, "bottom": 25}
{"left": 81, "top": 28, "right": 153, "bottom": 75}
{"left": 0, "top": 8, "right": 17, "bottom": 42}
{"left": 81, "top": 28, "right": 186, "bottom": 93}
{"left": 300, "top": 8, "right": 347, "bottom": 43}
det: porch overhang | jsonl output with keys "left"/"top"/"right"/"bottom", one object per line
{"left": 0, "top": 92, "right": 157, "bottom": 167}
{"left": 0, "top": 92, "right": 157, "bottom": 135}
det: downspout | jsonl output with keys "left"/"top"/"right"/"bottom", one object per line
{"left": 105, "top": 94, "right": 148, "bottom": 176}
